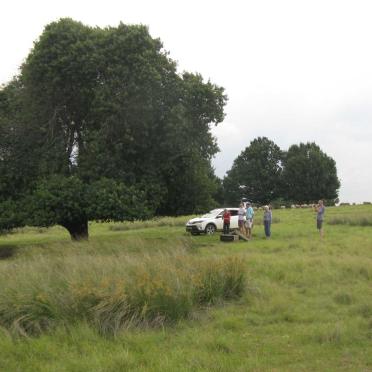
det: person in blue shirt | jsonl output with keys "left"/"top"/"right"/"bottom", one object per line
{"left": 245, "top": 202, "right": 254, "bottom": 239}
{"left": 316, "top": 200, "right": 325, "bottom": 238}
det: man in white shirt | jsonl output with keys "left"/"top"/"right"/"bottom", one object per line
{"left": 238, "top": 203, "right": 246, "bottom": 234}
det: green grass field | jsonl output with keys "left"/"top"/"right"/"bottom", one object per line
{"left": 0, "top": 206, "right": 371, "bottom": 371}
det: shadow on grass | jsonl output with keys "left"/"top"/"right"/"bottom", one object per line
{"left": 0, "top": 245, "right": 18, "bottom": 260}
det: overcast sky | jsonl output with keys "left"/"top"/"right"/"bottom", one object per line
{"left": 1, "top": 0, "right": 372, "bottom": 203}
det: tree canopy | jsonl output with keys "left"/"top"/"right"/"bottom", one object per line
{"left": 0, "top": 18, "right": 227, "bottom": 239}
{"left": 223, "top": 138, "right": 340, "bottom": 206}
{"left": 223, "top": 137, "right": 283, "bottom": 205}
{"left": 282, "top": 142, "right": 340, "bottom": 203}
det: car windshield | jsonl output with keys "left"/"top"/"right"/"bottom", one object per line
{"left": 201, "top": 209, "right": 222, "bottom": 218}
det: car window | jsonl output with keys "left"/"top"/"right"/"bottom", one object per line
{"left": 229, "top": 209, "right": 238, "bottom": 216}
{"left": 202, "top": 209, "right": 223, "bottom": 218}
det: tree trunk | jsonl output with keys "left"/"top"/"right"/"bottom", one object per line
{"left": 63, "top": 220, "right": 89, "bottom": 241}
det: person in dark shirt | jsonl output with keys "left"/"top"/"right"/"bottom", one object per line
{"left": 223, "top": 209, "right": 231, "bottom": 234}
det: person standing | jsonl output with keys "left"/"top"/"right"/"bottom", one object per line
{"left": 245, "top": 202, "right": 254, "bottom": 239}
{"left": 316, "top": 200, "right": 325, "bottom": 238}
{"left": 223, "top": 209, "right": 231, "bottom": 234}
{"left": 263, "top": 205, "right": 272, "bottom": 238}
{"left": 238, "top": 203, "right": 246, "bottom": 234}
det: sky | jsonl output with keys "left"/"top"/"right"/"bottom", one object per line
{"left": 1, "top": 0, "right": 372, "bottom": 203}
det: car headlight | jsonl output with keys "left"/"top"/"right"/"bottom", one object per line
{"left": 189, "top": 220, "right": 203, "bottom": 225}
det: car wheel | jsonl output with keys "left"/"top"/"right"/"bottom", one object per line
{"left": 205, "top": 224, "right": 216, "bottom": 235}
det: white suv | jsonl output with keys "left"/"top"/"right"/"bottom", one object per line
{"left": 185, "top": 208, "right": 239, "bottom": 235}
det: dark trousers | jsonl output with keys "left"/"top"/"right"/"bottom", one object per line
{"left": 264, "top": 221, "right": 271, "bottom": 237}
{"left": 223, "top": 222, "right": 230, "bottom": 234}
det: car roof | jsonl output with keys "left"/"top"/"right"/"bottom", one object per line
{"left": 213, "top": 208, "right": 239, "bottom": 212}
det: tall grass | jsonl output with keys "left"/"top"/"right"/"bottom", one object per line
{"left": 109, "top": 216, "right": 192, "bottom": 231}
{"left": 327, "top": 214, "right": 372, "bottom": 226}
{"left": 0, "top": 244, "right": 246, "bottom": 337}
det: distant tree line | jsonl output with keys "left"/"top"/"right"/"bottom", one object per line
{"left": 0, "top": 19, "right": 339, "bottom": 239}
{"left": 222, "top": 137, "right": 340, "bottom": 207}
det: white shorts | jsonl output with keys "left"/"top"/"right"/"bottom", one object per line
{"left": 245, "top": 219, "right": 253, "bottom": 228}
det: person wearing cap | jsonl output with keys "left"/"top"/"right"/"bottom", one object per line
{"left": 245, "top": 202, "right": 254, "bottom": 239}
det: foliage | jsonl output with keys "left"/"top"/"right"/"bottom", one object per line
{"left": 223, "top": 137, "right": 283, "bottom": 205}
{"left": 157, "top": 155, "right": 220, "bottom": 215}
{"left": 282, "top": 142, "right": 340, "bottom": 203}
{"left": 223, "top": 138, "right": 340, "bottom": 206}
{"left": 0, "top": 18, "right": 227, "bottom": 238}
{"left": 25, "top": 176, "right": 88, "bottom": 229}
{"left": 0, "top": 200, "right": 25, "bottom": 232}
{"left": 86, "top": 178, "right": 151, "bottom": 222}
{"left": 0, "top": 79, "right": 39, "bottom": 200}
{"left": 23, "top": 176, "right": 151, "bottom": 239}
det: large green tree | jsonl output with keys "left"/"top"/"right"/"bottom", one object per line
{"left": 223, "top": 137, "right": 283, "bottom": 205}
{"left": 282, "top": 142, "right": 340, "bottom": 203}
{"left": 0, "top": 18, "right": 226, "bottom": 239}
